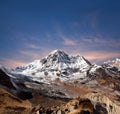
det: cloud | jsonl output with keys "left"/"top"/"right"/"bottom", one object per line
{"left": 19, "top": 47, "right": 54, "bottom": 60}
{"left": 84, "top": 51, "right": 120, "bottom": 61}
{"left": 0, "top": 58, "right": 27, "bottom": 68}
{"left": 25, "top": 43, "right": 41, "bottom": 49}
{"left": 57, "top": 31, "right": 120, "bottom": 64}
{"left": 81, "top": 37, "right": 120, "bottom": 48}
{"left": 58, "top": 29, "right": 119, "bottom": 52}
{"left": 0, "top": 48, "right": 52, "bottom": 68}
{"left": 63, "top": 38, "right": 77, "bottom": 46}
{"left": 67, "top": 49, "right": 120, "bottom": 64}
{"left": 25, "top": 33, "right": 118, "bottom": 64}
{"left": 58, "top": 32, "right": 77, "bottom": 46}
{"left": 20, "top": 50, "right": 40, "bottom": 59}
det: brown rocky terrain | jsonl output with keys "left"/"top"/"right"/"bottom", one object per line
{"left": 0, "top": 86, "right": 95, "bottom": 114}
{"left": 0, "top": 88, "right": 33, "bottom": 114}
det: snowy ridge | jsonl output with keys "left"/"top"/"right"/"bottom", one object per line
{"left": 11, "top": 50, "right": 91, "bottom": 83}
{"left": 3, "top": 50, "right": 120, "bottom": 84}
{"left": 103, "top": 58, "right": 120, "bottom": 71}
{"left": 104, "top": 58, "right": 120, "bottom": 64}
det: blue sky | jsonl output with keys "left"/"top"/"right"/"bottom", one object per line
{"left": 0, "top": 0, "right": 120, "bottom": 67}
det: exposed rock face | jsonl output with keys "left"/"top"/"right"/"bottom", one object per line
{"left": 61, "top": 98, "right": 94, "bottom": 114}
{"left": 37, "top": 97, "right": 94, "bottom": 114}
{"left": 85, "top": 93, "right": 120, "bottom": 114}
{"left": 0, "top": 69, "right": 15, "bottom": 89}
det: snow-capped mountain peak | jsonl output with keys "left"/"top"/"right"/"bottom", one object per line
{"left": 11, "top": 50, "right": 92, "bottom": 83}
{"left": 35, "top": 50, "right": 90, "bottom": 71}
{"left": 44, "top": 49, "right": 71, "bottom": 64}
{"left": 48, "top": 49, "right": 67, "bottom": 56}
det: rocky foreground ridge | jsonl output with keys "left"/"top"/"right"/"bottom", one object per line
{"left": 0, "top": 50, "right": 120, "bottom": 114}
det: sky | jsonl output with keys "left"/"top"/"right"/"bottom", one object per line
{"left": 0, "top": 0, "right": 120, "bottom": 68}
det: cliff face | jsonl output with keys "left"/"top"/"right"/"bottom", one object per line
{"left": 85, "top": 93, "right": 120, "bottom": 114}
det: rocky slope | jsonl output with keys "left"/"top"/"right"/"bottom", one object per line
{"left": 0, "top": 50, "right": 120, "bottom": 114}
{"left": 0, "top": 88, "right": 33, "bottom": 114}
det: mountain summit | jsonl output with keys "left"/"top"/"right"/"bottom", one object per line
{"left": 12, "top": 50, "right": 91, "bottom": 83}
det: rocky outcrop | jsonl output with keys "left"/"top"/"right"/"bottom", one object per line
{"left": 85, "top": 93, "right": 120, "bottom": 114}
{"left": 0, "top": 88, "right": 33, "bottom": 114}
{"left": 35, "top": 97, "right": 94, "bottom": 114}
{"left": 60, "top": 97, "right": 94, "bottom": 114}
{"left": 0, "top": 89, "right": 95, "bottom": 114}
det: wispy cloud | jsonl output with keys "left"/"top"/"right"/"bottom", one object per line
{"left": 19, "top": 47, "right": 54, "bottom": 60}
{"left": 25, "top": 43, "right": 41, "bottom": 49}
{"left": 84, "top": 51, "right": 120, "bottom": 62}
{"left": 67, "top": 49, "right": 120, "bottom": 64}
{"left": 20, "top": 50, "right": 40, "bottom": 59}
{"left": 0, "top": 48, "right": 52, "bottom": 68}
{"left": 58, "top": 32, "right": 77, "bottom": 46}
{"left": 0, "top": 58, "right": 27, "bottom": 68}
{"left": 81, "top": 37, "right": 120, "bottom": 47}
{"left": 63, "top": 38, "right": 77, "bottom": 46}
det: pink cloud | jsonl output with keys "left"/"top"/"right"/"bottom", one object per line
{"left": 69, "top": 50, "right": 120, "bottom": 63}
{"left": 58, "top": 32, "right": 77, "bottom": 46}
{"left": 1, "top": 59, "right": 27, "bottom": 68}
{"left": 25, "top": 44, "right": 41, "bottom": 49}
{"left": 63, "top": 38, "right": 77, "bottom": 46}
{"left": 20, "top": 47, "right": 54, "bottom": 60}
{"left": 84, "top": 51, "right": 120, "bottom": 61}
{"left": 0, "top": 48, "right": 52, "bottom": 68}
{"left": 20, "top": 50, "right": 41, "bottom": 59}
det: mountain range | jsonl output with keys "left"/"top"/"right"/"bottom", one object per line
{"left": 0, "top": 50, "right": 120, "bottom": 114}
